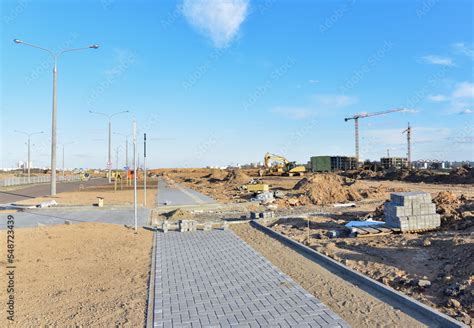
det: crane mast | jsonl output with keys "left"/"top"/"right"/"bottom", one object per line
{"left": 402, "top": 122, "right": 412, "bottom": 167}
{"left": 344, "top": 108, "right": 407, "bottom": 164}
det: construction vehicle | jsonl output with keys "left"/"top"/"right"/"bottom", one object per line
{"left": 243, "top": 178, "right": 269, "bottom": 193}
{"left": 260, "top": 152, "right": 306, "bottom": 176}
{"left": 344, "top": 108, "right": 408, "bottom": 164}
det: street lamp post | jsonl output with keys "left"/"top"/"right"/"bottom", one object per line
{"left": 14, "top": 130, "right": 44, "bottom": 183}
{"left": 89, "top": 110, "right": 129, "bottom": 183}
{"left": 14, "top": 39, "right": 99, "bottom": 196}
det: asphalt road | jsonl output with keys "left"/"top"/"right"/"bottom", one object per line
{"left": 0, "top": 178, "right": 109, "bottom": 204}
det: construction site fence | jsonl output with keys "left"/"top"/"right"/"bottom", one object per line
{"left": 0, "top": 175, "right": 81, "bottom": 187}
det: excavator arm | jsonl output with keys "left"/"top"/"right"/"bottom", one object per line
{"left": 264, "top": 152, "right": 289, "bottom": 168}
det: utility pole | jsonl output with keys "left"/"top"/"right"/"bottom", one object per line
{"left": 133, "top": 120, "right": 137, "bottom": 231}
{"left": 403, "top": 122, "right": 412, "bottom": 168}
{"left": 14, "top": 39, "right": 99, "bottom": 195}
{"left": 14, "top": 130, "right": 44, "bottom": 183}
{"left": 144, "top": 133, "right": 147, "bottom": 207}
{"left": 89, "top": 110, "right": 129, "bottom": 183}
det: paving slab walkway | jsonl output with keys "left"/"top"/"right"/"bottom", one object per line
{"left": 156, "top": 177, "right": 216, "bottom": 206}
{"left": 153, "top": 230, "right": 349, "bottom": 327}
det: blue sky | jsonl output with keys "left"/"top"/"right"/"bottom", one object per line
{"left": 1, "top": 0, "right": 473, "bottom": 169}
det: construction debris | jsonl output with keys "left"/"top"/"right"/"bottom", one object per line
{"left": 251, "top": 191, "right": 274, "bottom": 203}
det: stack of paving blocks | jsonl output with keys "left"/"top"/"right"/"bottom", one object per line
{"left": 161, "top": 221, "right": 170, "bottom": 233}
{"left": 222, "top": 221, "right": 229, "bottom": 231}
{"left": 384, "top": 192, "right": 440, "bottom": 231}
{"left": 203, "top": 222, "right": 213, "bottom": 231}
{"left": 179, "top": 220, "right": 197, "bottom": 232}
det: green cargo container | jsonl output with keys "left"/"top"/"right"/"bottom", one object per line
{"left": 310, "top": 156, "right": 331, "bottom": 172}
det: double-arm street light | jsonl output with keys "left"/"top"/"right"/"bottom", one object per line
{"left": 89, "top": 110, "right": 129, "bottom": 183}
{"left": 14, "top": 39, "right": 99, "bottom": 196}
{"left": 14, "top": 130, "right": 44, "bottom": 183}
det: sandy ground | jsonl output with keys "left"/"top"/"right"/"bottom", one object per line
{"left": 232, "top": 223, "right": 424, "bottom": 327}
{"left": 14, "top": 178, "right": 158, "bottom": 208}
{"left": 0, "top": 222, "right": 153, "bottom": 327}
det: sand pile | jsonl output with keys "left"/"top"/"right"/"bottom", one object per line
{"left": 223, "top": 170, "right": 250, "bottom": 185}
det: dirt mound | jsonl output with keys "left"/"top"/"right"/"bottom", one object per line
{"left": 433, "top": 192, "right": 474, "bottom": 228}
{"left": 293, "top": 174, "right": 366, "bottom": 205}
{"left": 223, "top": 170, "right": 250, "bottom": 185}
{"left": 202, "top": 169, "right": 228, "bottom": 182}
{"left": 343, "top": 167, "right": 474, "bottom": 184}
{"left": 293, "top": 174, "right": 406, "bottom": 206}
{"left": 163, "top": 208, "right": 191, "bottom": 221}
{"left": 447, "top": 166, "right": 474, "bottom": 184}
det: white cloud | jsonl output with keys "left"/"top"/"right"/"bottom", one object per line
{"left": 421, "top": 55, "right": 454, "bottom": 66}
{"left": 271, "top": 106, "right": 314, "bottom": 120}
{"left": 425, "top": 82, "right": 473, "bottom": 114}
{"left": 181, "top": 0, "right": 249, "bottom": 48}
{"left": 427, "top": 94, "right": 448, "bottom": 102}
{"left": 458, "top": 109, "right": 472, "bottom": 115}
{"left": 312, "top": 94, "right": 358, "bottom": 109}
{"left": 452, "top": 42, "right": 474, "bottom": 59}
{"left": 308, "top": 79, "right": 320, "bottom": 84}
{"left": 452, "top": 82, "right": 474, "bottom": 99}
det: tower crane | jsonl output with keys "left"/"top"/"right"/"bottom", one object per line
{"left": 402, "top": 122, "right": 412, "bottom": 167}
{"left": 344, "top": 108, "right": 407, "bottom": 164}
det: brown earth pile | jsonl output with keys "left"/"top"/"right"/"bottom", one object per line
{"left": 202, "top": 169, "right": 228, "bottom": 181}
{"left": 433, "top": 191, "right": 474, "bottom": 228}
{"left": 164, "top": 208, "right": 192, "bottom": 221}
{"left": 223, "top": 170, "right": 251, "bottom": 185}
{"left": 345, "top": 166, "right": 474, "bottom": 184}
{"left": 292, "top": 173, "right": 401, "bottom": 205}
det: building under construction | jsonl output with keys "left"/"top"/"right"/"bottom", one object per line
{"left": 380, "top": 157, "right": 408, "bottom": 169}
{"left": 310, "top": 156, "right": 357, "bottom": 172}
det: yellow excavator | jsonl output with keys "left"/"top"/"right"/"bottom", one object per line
{"left": 260, "top": 152, "right": 306, "bottom": 177}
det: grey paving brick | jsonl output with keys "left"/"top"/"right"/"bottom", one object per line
{"left": 154, "top": 230, "right": 349, "bottom": 327}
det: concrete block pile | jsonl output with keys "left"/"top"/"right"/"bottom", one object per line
{"left": 179, "top": 220, "right": 197, "bottom": 232}
{"left": 384, "top": 192, "right": 440, "bottom": 231}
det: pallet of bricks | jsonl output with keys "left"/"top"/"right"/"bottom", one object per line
{"left": 384, "top": 192, "right": 440, "bottom": 232}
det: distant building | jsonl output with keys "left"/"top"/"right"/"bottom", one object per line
{"left": 309, "top": 156, "right": 357, "bottom": 172}
{"left": 380, "top": 157, "right": 408, "bottom": 169}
